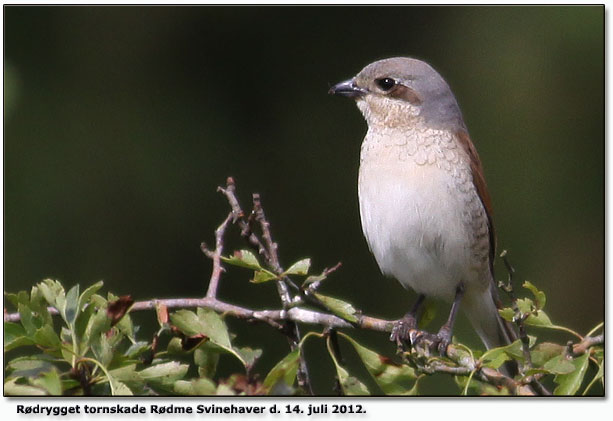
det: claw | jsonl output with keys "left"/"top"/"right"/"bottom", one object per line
{"left": 390, "top": 314, "right": 417, "bottom": 347}
{"left": 436, "top": 329, "right": 452, "bottom": 355}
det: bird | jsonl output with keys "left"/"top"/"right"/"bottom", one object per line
{"left": 329, "top": 57, "right": 516, "bottom": 354}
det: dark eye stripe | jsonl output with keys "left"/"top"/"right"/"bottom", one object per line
{"left": 388, "top": 85, "right": 422, "bottom": 105}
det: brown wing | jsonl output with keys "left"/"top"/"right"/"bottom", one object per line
{"left": 456, "top": 130, "right": 519, "bottom": 348}
{"left": 456, "top": 130, "right": 496, "bottom": 277}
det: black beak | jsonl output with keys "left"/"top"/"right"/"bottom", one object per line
{"left": 328, "top": 78, "right": 366, "bottom": 98}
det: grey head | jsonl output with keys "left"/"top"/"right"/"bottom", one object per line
{"left": 330, "top": 57, "right": 466, "bottom": 131}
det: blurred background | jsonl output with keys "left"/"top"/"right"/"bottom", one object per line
{"left": 4, "top": 6, "right": 604, "bottom": 394}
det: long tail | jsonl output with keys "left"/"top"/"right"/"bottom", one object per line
{"left": 463, "top": 281, "right": 516, "bottom": 350}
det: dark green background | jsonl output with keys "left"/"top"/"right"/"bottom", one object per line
{"left": 4, "top": 6, "right": 604, "bottom": 394}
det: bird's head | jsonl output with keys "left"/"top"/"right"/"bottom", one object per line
{"left": 329, "top": 57, "right": 465, "bottom": 131}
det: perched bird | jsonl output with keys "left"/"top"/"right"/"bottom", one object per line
{"left": 329, "top": 57, "right": 516, "bottom": 353}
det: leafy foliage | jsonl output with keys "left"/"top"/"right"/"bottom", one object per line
{"left": 4, "top": 263, "right": 604, "bottom": 396}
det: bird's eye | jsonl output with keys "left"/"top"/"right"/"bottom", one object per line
{"left": 375, "top": 77, "right": 396, "bottom": 91}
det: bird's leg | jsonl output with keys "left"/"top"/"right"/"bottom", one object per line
{"left": 390, "top": 294, "right": 425, "bottom": 348}
{"left": 435, "top": 282, "right": 465, "bottom": 355}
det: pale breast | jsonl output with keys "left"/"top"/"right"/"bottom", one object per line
{"left": 358, "top": 126, "right": 491, "bottom": 301}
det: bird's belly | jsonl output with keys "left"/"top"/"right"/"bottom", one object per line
{"left": 358, "top": 157, "right": 485, "bottom": 302}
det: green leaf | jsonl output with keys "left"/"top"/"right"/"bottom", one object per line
{"left": 5, "top": 291, "right": 30, "bottom": 309}
{"left": 516, "top": 297, "right": 534, "bottom": 314}
{"left": 326, "top": 335, "right": 369, "bottom": 396}
{"left": 111, "top": 380, "right": 134, "bottom": 396}
{"left": 523, "top": 281, "right": 546, "bottom": 310}
{"left": 83, "top": 309, "right": 112, "bottom": 348}
{"left": 103, "top": 369, "right": 134, "bottom": 396}
{"left": 31, "top": 369, "right": 62, "bottom": 396}
{"left": 38, "top": 279, "right": 65, "bottom": 312}
{"left": 74, "top": 302, "right": 96, "bottom": 347}
{"left": 262, "top": 348, "right": 300, "bottom": 394}
{"left": 498, "top": 299, "right": 552, "bottom": 327}
{"left": 4, "top": 322, "right": 34, "bottom": 352}
{"left": 284, "top": 258, "right": 311, "bottom": 276}
{"left": 90, "top": 294, "right": 108, "bottom": 308}
{"left": 312, "top": 293, "right": 358, "bottom": 323}
{"left": 221, "top": 250, "right": 262, "bottom": 270}
{"left": 60, "top": 378, "right": 82, "bottom": 392}
{"left": 543, "top": 355, "right": 576, "bottom": 375}
{"left": 195, "top": 343, "right": 221, "bottom": 378}
{"left": 18, "top": 303, "right": 38, "bottom": 336}
{"left": 4, "top": 321, "right": 27, "bottom": 341}
{"left": 32, "top": 325, "right": 62, "bottom": 350}
{"left": 4, "top": 378, "right": 46, "bottom": 396}
{"left": 334, "top": 364, "right": 370, "bottom": 396}
{"left": 523, "top": 368, "right": 551, "bottom": 377}
{"left": 554, "top": 353, "right": 590, "bottom": 395}
{"left": 6, "top": 357, "right": 55, "bottom": 378}
{"left": 64, "top": 284, "right": 80, "bottom": 326}
{"left": 78, "top": 281, "right": 104, "bottom": 312}
{"left": 125, "top": 341, "right": 151, "bottom": 359}
{"left": 251, "top": 270, "right": 278, "bottom": 284}
{"left": 194, "top": 308, "right": 232, "bottom": 349}
{"left": 303, "top": 274, "right": 327, "bottom": 286}
{"left": 341, "top": 334, "right": 416, "bottom": 395}
{"left": 139, "top": 361, "right": 188, "bottom": 390}
{"left": 489, "top": 337, "right": 536, "bottom": 362}
{"left": 531, "top": 342, "right": 565, "bottom": 367}
{"left": 174, "top": 378, "right": 217, "bottom": 395}
{"left": 166, "top": 337, "right": 184, "bottom": 355}
{"left": 582, "top": 360, "right": 604, "bottom": 395}
{"left": 29, "top": 286, "right": 52, "bottom": 323}
{"left": 524, "top": 309, "right": 553, "bottom": 327}
{"left": 36, "top": 280, "right": 57, "bottom": 306}
{"left": 480, "top": 345, "right": 512, "bottom": 369}
{"left": 235, "top": 347, "right": 263, "bottom": 371}
{"left": 170, "top": 308, "right": 248, "bottom": 368}
{"left": 109, "top": 364, "right": 142, "bottom": 388}
{"left": 498, "top": 307, "right": 514, "bottom": 322}
{"left": 115, "top": 312, "right": 135, "bottom": 342}
{"left": 91, "top": 332, "right": 113, "bottom": 368}
{"left": 216, "top": 383, "right": 236, "bottom": 395}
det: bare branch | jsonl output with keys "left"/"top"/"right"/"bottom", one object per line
{"left": 215, "top": 178, "right": 313, "bottom": 394}
{"left": 3, "top": 295, "right": 390, "bottom": 332}
{"left": 573, "top": 334, "right": 604, "bottom": 356}
{"left": 5, "top": 292, "right": 602, "bottom": 396}
{"left": 201, "top": 212, "right": 233, "bottom": 299}
{"left": 499, "top": 251, "right": 535, "bottom": 371}
{"left": 218, "top": 177, "right": 269, "bottom": 260}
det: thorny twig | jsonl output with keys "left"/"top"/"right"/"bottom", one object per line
{"left": 201, "top": 212, "right": 233, "bottom": 299}
{"left": 499, "top": 250, "right": 550, "bottom": 395}
{"left": 499, "top": 251, "right": 533, "bottom": 371}
{"left": 215, "top": 177, "right": 313, "bottom": 394}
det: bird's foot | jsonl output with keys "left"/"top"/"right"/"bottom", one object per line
{"left": 390, "top": 315, "right": 418, "bottom": 349}
{"left": 434, "top": 326, "right": 453, "bottom": 356}
{"left": 391, "top": 319, "right": 453, "bottom": 357}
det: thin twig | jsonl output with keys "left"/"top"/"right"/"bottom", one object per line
{"left": 499, "top": 250, "right": 550, "bottom": 395}
{"left": 251, "top": 193, "right": 312, "bottom": 394}
{"left": 3, "top": 296, "right": 391, "bottom": 331}
{"left": 500, "top": 251, "right": 533, "bottom": 372}
{"left": 215, "top": 178, "right": 313, "bottom": 394}
{"left": 218, "top": 177, "right": 269, "bottom": 261}
{"left": 5, "top": 295, "right": 600, "bottom": 396}
{"left": 572, "top": 334, "right": 604, "bottom": 356}
{"left": 202, "top": 212, "right": 233, "bottom": 299}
